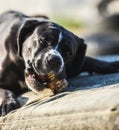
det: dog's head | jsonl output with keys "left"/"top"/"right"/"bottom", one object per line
{"left": 17, "top": 20, "right": 86, "bottom": 93}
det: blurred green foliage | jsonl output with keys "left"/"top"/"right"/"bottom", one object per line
{"left": 53, "top": 15, "right": 84, "bottom": 30}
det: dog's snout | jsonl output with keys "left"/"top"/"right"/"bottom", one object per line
{"left": 47, "top": 55, "right": 61, "bottom": 66}
{"left": 33, "top": 49, "right": 64, "bottom": 74}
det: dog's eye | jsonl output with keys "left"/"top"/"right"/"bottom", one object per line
{"left": 62, "top": 46, "right": 71, "bottom": 56}
{"left": 61, "top": 50, "right": 71, "bottom": 58}
{"left": 64, "top": 51, "right": 71, "bottom": 56}
{"left": 39, "top": 38, "right": 48, "bottom": 47}
{"left": 65, "top": 51, "right": 71, "bottom": 55}
{"left": 48, "top": 42, "right": 51, "bottom": 46}
{"left": 41, "top": 41, "right": 47, "bottom": 47}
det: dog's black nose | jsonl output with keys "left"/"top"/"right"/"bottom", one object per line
{"left": 47, "top": 55, "right": 61, "bottom": 67}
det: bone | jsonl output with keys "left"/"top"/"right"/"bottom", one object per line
{"left": 47, "top": 72, "right": 69, "bottom": 94}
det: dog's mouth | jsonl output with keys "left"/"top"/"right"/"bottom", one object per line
{"left": 26, "top": 72, "right": 47, "bottom": 85}
{"left": 25, "top": 68, "right": 68, "bottom": 94}
{"left": 25, "top": 70, "right": 48, "bottom": 93}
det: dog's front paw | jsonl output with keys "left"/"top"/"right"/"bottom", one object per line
{"left": 0, "top": 89, "right": 20, "bottom": 116}
{"left": 102, "top": 61, "right": 119, "bottom": 74}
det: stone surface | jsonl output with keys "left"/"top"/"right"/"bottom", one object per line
{"left": 0, "top": 72, "right": 119, "bottom": 130}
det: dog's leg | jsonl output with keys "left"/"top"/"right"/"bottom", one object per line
{"left": 81, "top": 56, "right": 119, "bottom": 74}
{"left": 0, "top": 88, "right": 20, "bottom": 116}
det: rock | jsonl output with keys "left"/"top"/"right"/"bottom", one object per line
{"left": 0, "top": 72, "right": 119, "bottom": 130}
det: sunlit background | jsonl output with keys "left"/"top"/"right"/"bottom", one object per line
{"left": 0, "top": 0, "right": 100, "bottom": 29}
{"left": 0, "top": 0, "right": 119, "bottom": 56}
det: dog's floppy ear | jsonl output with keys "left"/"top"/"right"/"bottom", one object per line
{"left": 66, "top": 35, "right": 87, "bottom": 78}
{"left": 17, "top": 20, "right": 41, "bottom": 58}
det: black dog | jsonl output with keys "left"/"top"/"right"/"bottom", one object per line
{"left": 0, "top": 11, "right": 119, "bottom": 116}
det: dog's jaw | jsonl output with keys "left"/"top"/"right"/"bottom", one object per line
{"left": 25, "top": 70, "right": 68, "bottom": 94}
{"left": 25, "top": 76, "right": 42, "bottom": 94}
{"left": 25, "top": 70, "right": 48, "bottom": 94}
